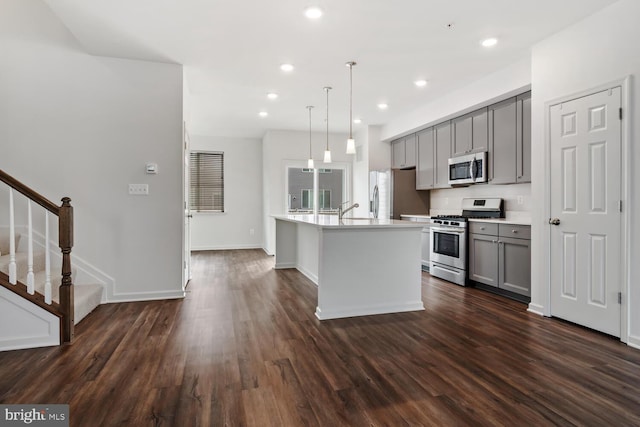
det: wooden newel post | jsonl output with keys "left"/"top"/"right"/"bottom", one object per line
{"left": 59, "top": 197, "right": 74, "bottom": 343}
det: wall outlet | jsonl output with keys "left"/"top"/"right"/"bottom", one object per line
{"left": 129, "top": 184, "right": 149, "bottom": 195}
{"left": 517, "top": 195, "right": 524, "bottom": 205}
{"left": 250, "top": 228, "right": 255, "bottom": 236}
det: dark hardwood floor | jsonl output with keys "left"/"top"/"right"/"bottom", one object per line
{"left": 1, "top": 249, "right": 639, "bottom": 426}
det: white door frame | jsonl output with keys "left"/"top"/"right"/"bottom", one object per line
{"left": 544, "top": 76, "right": 631, "bottom": 343}
{"left": 182, "top": 122, "right": 192, "bottom": 289}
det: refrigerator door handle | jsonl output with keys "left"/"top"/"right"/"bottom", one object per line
{"left": 373, "top": 185, "right": 379, "bottom": 218}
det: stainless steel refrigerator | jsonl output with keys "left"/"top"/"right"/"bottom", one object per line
{"left": 370, "top": 169, "right": 430, "bottom": 219}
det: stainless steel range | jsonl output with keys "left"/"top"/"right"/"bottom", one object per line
{"left": 429, "top": 198, "right": 503, "bottom": 286}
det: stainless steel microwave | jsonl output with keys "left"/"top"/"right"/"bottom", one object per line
{"left": 448, "top": 152, "right": 487, "bottom": 185}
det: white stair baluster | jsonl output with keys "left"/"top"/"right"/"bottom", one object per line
{"left": 44, "top": 212, "right": 52, "bottom": 304}
{"left": 8, "top": 189, "right": 17, "bottom": 284}
{"left": 27, "top": 201, "right": 35, "bottom": 294}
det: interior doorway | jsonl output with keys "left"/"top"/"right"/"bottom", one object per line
{"left": 548, "top": 84, "right": 625, "bottom": 338}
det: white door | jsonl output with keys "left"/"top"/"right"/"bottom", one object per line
{"left": 549, "top": 87, "right": 622, "bottom": 337}
{"left": 183, "top": 123, "right": 192, "bottom": 288}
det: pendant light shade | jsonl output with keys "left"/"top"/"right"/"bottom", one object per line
{"left": 346, "top": 138, "right": 356, "bottom": 155}
{"left": 346, "top": 61, "right": 357, "bottom": 155}
{"left": 323, "top": 86, "right": 332, "bottom": 164}
{"left": 306, "top": 106, "right": 314, "bottom": 169}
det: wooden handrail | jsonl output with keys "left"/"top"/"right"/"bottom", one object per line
{"left": 0, "top": 169, "right": 60, "bottom": 214}
{"left": 0, "top": 169, "right": 74, "bottom": 344}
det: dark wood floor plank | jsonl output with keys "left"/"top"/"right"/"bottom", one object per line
{"left": 1, "top": 248, "right": 639, "bottom": 426}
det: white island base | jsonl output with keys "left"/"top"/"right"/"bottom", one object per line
{"left": 274, "top": 215, "right": 424, "bottom": 320}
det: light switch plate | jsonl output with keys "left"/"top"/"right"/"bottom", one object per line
{"left": 129, "top": 184, "right": 149, "bottom": 195}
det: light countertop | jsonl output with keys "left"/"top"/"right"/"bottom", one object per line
{"left": 273, "top": 214, "right": 423, "bottom": 229}
{"left": 400, "top": 214, "right": 431, "bottom": 221}
{"left": 468, "top": 218, "right": 531, "bottom": 225}
{"left": 409, "top": 211, "right": 531, "bottom": 226}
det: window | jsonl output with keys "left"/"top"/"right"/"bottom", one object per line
{"left": 190, "top": 151, "right": 224, "bottom": 212}
{"left": 300, "top": 189, "right": 331, "bottom": 210}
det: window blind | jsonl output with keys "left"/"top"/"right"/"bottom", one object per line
{"left": 190, "top": 151, "right": 224, "bottom": 212}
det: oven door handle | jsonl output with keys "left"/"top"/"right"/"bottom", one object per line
{"left": 431, "top": 227, "right": 465, "bottom": 234}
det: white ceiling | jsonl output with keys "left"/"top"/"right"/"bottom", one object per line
{"left": 44, "top": 0, "right": 617, "bottom": 139}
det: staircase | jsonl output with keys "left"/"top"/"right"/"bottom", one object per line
{"left": 0, "top": 169, "right": 103, "bottom": 351}
{"left": 0, "top": 229, "right": 103, "bottom": 326}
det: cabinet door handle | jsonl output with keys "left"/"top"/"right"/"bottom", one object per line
{"left": 492, "top": 240, "right": 497, "bottom": 243}
{"left": 480, "top": 226, "right": 486, "bottom": 230}
{"left": 512, "top": 229, "right": 517, "bottom": 233}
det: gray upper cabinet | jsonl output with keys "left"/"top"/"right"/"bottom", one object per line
{"left": 434, "top": 122, "right": 451, "bottom": 188}
{"left": 391, "top": 134, "right": 417, "bottom": 169}
{"left": 452, "top": 108, "right": 488, "bottom": 157}
{"left": 391, "top": 139, "right": 405, "bottom": 169}
{"left": 404, "top": 134, "right": 416, "bottom": 168}
{"left": 488, "top": 97, "right": 517, "bottom": 184}
{"left": 516, "top": 91, "right": 532, "bottom": 183}
{"left": 416, "top": 128, "right": 435, "bottom": 189}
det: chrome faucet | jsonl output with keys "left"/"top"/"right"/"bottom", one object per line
{"left": 338, "top": 202, "right": 359, "bottom": 220}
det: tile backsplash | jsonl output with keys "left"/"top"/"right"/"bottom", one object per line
{"left": 429, "top": 183, "right": 531, "bottom": 218}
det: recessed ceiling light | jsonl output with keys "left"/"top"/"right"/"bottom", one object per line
{"left": 481, "top": 38, "right": 498, "bottom": 47}
{"left": 414, "top": 79, "right": 428, "bottom": 87}
{"left": 377, "top": 103, "right": 388, "bottom": 110}
{"left": 304, "top": 6, "right": 323, "bottom": 19}
{"left": 267, "top": 92, "right": 278, "bottom": 100}
{"left": 353, "top": 118, "right": 362, "bottom": 124}
{"left": 280, "top": 63, "right": 294, "bottom": 72}
{"left": 258, "top": 111, "right": 268, "bottom": 117}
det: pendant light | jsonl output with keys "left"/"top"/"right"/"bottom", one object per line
{"left": 306, "top": 106, "right": 314, "bottom": 169}
{"left": 345, "top": 61, "right": 357, "bottom": 155}
{"left": 323, "top": 86, "right": 332, "bottom": 163}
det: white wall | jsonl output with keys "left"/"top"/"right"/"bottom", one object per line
{"left": 530, "top": 0, "right": 640, "bottom": 347}
{"left": 262, "top": 130, "right": 349, "bottom": 255}
{"left": 189, "top": 136, "right": 263, "bottom": 250}
{"left": 352, "top": 125, "right": 393, "bottom": 218}
{"left": 381, "top": 57, "right": 532, "bottom": 141}
{"left": 0, "top": 0, "right": 184, "bottom": 302}
{"left": 431, "top": 183, "right": 531, "bottom": 219}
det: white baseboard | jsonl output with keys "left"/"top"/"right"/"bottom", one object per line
{"left": 315, "top": 301, "right": 425, "bottom": 320}
{"left": 191, "top": 244, "right": 262, "bottom": 251}
{"left": 274, "top": 262, "right": 296, "bottom": 269}
{"left": 527, "top": 303, "right": 545, "bottom": 316}
{"left": 108, "top": 289, "right": 186, "bottom": 303}
{"left": 296, "top": 265, "right": 318, "bottom": 285}
{"left": 627, "top": 334, "right": 640, "bottom": 350}
{"left": 262, "top": 247, "right": 274, "bottom": 256}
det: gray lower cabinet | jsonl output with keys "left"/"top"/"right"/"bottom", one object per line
{"left": 416, "top": 128, "right": 435, "bottom": 189}
{"left": 468, "top": 232, "right": 499, "bottom": 286}
{"left": 468, "top": 222, "right": 531, "bottom": 297}
{"left": 499, "top": 236, "right": 531, "bottom": 295}
{"left": 421, "top": 225, "right": 431, "bottom": 269}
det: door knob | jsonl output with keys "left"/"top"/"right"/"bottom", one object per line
{"left": 549, "top": 218, "right": 560, "bottom": 225}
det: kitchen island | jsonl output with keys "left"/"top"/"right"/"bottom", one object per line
{"left": 273, "top": 214, "right": 424, "bottom": 320}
